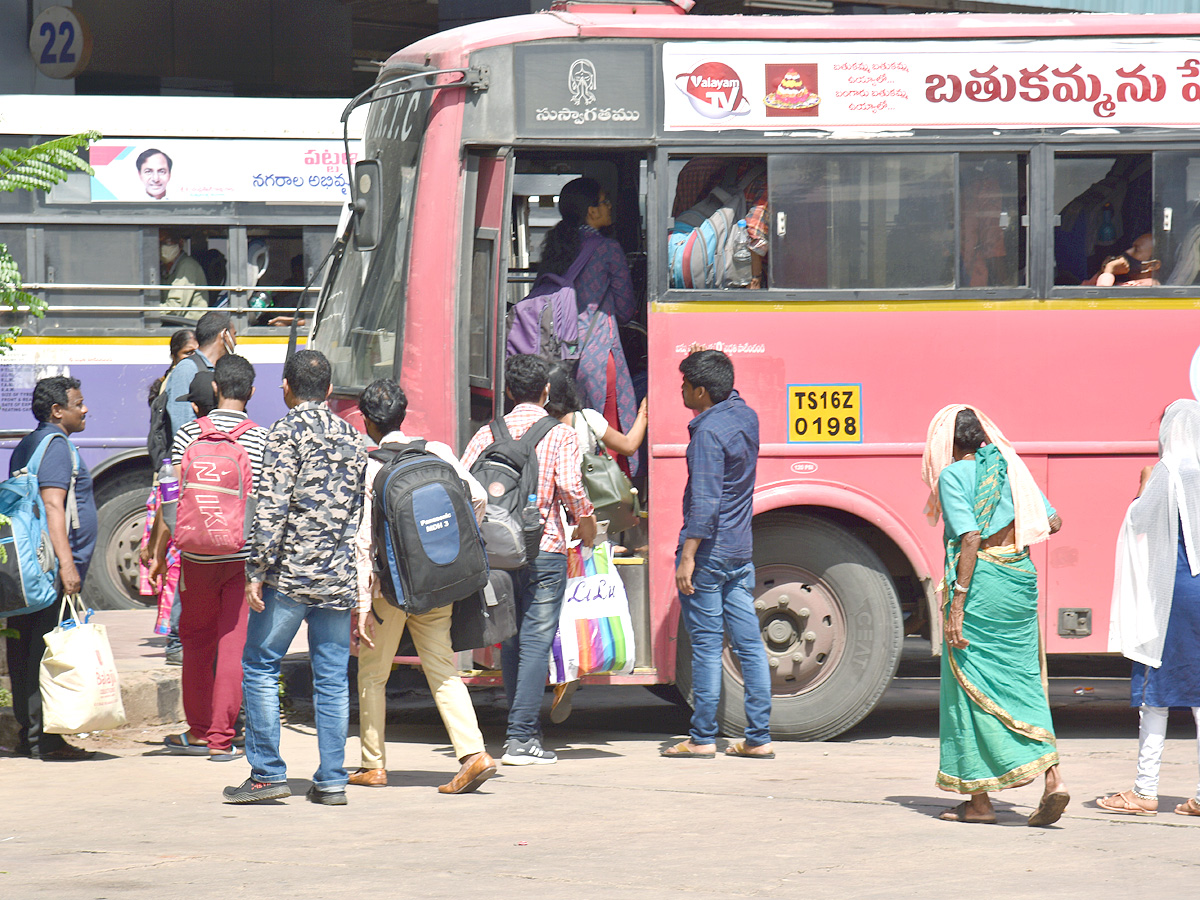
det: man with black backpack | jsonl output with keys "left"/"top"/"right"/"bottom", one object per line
{"left": 349, "top": 378, "right": 496, "bottom": 794}
{"left": 461, "top": 354, "right": 597, "bottom": 766}
{"left": 4, "top": 376, "right": 98, "bottom": 760}
{"left": 149, "top": 355, "right": 267, "bottom": 762}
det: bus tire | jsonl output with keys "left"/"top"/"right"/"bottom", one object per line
{"left": 83, "top": 485, "right": 154, "bottom": 610}
{"left": 674, "top": 513, "right": 903, "bottom": 742}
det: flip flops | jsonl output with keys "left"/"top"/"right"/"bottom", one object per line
{"left": 1028, "top": 790, "right": 1071, "bottom": 827}
{"left": 163, "top": 733, "right": 209, "bottom": 756}
{"left": 724, "top": 741, "right": 775, "bottom": 759}
{"left": 660, "top": 740, "right": 716, "bottom": 759}
{"left": 208, "top": 747, "right": 245, "bottom": 763}
{"left": 938, "top": 801, "right": 996, "bottom": 824}
{"left": 1096, "top": 789, "right": 1156, "bottom": 817}
{"left": 1175, "top": 797, "right": 1200, "bottom": 817}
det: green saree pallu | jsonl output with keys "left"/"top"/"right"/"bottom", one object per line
{"left": 937, "top": 445, "right": 1058, "bottom": 794}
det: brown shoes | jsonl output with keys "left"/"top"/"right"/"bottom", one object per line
{"left": 438, "top": 751, "right": 497, "bottom": 794}
{"left": 347, "top": 767, "right": 387, "bottom": 787}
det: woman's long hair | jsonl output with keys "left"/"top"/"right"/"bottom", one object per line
{"left": 538, "top": 177, "right": 601, "bottom": 277}
{"left": 147, "top": 328, "right": 197, "bottom": 407}
{"left": 545, "top": 362, "right": 584, "bottom": 419}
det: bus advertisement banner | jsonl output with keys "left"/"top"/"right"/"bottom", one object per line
{"left": 83, "top": 139, "right": 362, "bottom": 203}
{"left": 663, "top": 39, "right": 1200, "bottom": 132}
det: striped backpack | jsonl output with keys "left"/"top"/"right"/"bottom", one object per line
{"left": 668, "top": 162, "right": 764, "bottom": 289}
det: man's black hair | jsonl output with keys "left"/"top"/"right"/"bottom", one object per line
{"left": 214, "top": 354, "right": 255, "bottom": 403}
{"left": 505, "top": 354, "right": 550, "bottom": 406}
{"left": 954, "top": 408, "right": 988, "bottom": 452}
{"left": 195, "top": 310, "right": 232, "bottom": 347}
{"left": 31, "top": 375, "right": 81, "bottom": 423}
{"left": 679, "top": 349, "right": 735, "bottom": 404}
{"left": 358, "top": 378, "right": 408, "bottom": 433}
{"left": 136, "top": 148, "right": 173, "bottom": 172}
{"left": 284, "top": 349, "right": 331, "bottom": 401}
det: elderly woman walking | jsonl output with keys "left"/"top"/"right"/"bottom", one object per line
{"left": 1099, "top": 399, "right": 1200, "bottom": 818}
{"left": 922, "top": 405, "right": 1067, "bottom": 825}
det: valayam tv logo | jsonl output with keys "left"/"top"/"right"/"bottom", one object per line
{"left": 675, "top": 62, "right": 751, "bottom": 119}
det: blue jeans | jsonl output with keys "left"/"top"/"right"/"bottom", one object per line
{"left": 242, "top": 587, "right": 351, "bottom": 790}
{"left": 502, "top": 550, "right": 568, "bottom": 741}
{"left": 679, "top": 558, "right": 772, "bottom": 747}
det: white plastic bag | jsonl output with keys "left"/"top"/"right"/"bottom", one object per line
{"left": 549, "top": 543, "right": 636, "bottom": 683}
{"left": 40, "top": 594, "right": 127, "bottom": 734}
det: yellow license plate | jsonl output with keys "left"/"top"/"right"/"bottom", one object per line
{"left": 787, "top": 384, "right": 862, "bottom": 443}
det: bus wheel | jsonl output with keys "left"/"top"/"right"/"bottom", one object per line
{"left": 83, "top": 486, "right": 154, "bottom": 610}
{"left": 675, "top": 513, "right": 903, "bottom": 742}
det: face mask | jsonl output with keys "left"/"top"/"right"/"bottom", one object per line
{"left": 223, "top": 332, "right": 236, "bottom": 355}
{"left": 160, "top": 243, "right": 181, "bottom": 265}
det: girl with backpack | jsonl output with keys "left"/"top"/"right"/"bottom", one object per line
{"left": 539, "top": 178, "right": 639, "bottom": 474}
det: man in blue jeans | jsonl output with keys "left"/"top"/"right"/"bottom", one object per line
{"left": 662, "top": 349, "right": 773, "bottom": 760}
{"left": 222, "top": 350, "right": 365, "bottom": 805}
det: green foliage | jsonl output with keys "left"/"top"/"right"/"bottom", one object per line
{"left": 0, "top": 131, "right": 100, "bottom": 355}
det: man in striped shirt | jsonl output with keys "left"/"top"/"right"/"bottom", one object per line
{"left": 461, "top": 354, "right": 597, "bottom": 765}
{"left": 151, "top": 354, "right": 267, "bottom": 761}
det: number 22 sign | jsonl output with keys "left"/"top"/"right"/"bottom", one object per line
{"left": 29, "top": 6, "right": 92, "bottom": 80}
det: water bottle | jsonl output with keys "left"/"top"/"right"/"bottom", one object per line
{"left": 728, "top": 218, "right": 752, "bottom": 288}
{"left": 158, "top": 456, "right": 179, "bottom": 530}
{"left": 521, "top": 492, "right": 540, "bottom": 558}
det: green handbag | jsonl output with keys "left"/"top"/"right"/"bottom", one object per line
{"left": 577, "top": 413, "right": 641, "bottom": 534}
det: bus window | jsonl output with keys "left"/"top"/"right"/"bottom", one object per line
{"left": 668, "top": 156, "right": 768, "bottom": 288}
{"left": 1155, "top": 152, "right": 1200, "bottom": 286}
{"left": 1054, "top": 153, "right": 1152, "bottom": 286}
{"left": 236, "top": 227, "right": 330, "bottom": 328}
{"left": 38, "top": 225, "right": 148, "bottom": 330}
{"left": 960, "top": 154, "right": 1026, "bottom": 289}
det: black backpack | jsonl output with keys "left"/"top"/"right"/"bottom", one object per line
{"left": 147, "top": 355, "right": 208, "bottom": 469}
{"left": 468, "top": 415, "right": 558, "bottom": 570}
{"left": 370, "top": 440, "right": 489, "bottom": 614}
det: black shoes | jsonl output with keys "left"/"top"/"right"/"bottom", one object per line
{"left": 305, "top": 785, "right": 347, "bottom": 806}
{"left": 222, "top": 778, "right": 291, "bottom": 803}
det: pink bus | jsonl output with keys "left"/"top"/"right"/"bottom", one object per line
{"left": 310, "top": 2, "right": 1200, "bottom": 740}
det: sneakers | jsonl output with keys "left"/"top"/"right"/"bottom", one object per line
{"left": 305, "top": 786, "right": 348, "bottom": 806}
{"left": 501, "top": 738, "right": 557, "bottom": 766}
{"left": 165, "top": 649, "right": 182, "bottom": 666}
{"left": 222, "top": 778, "right": 291, "bottom": 804}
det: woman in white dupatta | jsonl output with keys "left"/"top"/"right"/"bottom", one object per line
{"left": 1100, "top": 399, "right": 1200, "bottom": 817}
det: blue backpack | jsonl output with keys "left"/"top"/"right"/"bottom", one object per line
{"left": 0, "top": 433, "right": 78, "bottom": 618}
{"left": 370, "top": 440, "right": 489, "bottom": 615}
{"left": 668, "top": 162, "right": 764, "bottom": 289}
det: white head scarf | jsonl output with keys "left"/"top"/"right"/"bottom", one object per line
{"left": 921, "top": 403, "right": 1051, "bottom": 548}
{"left": 1110, "top": 399, "right": 1200, "bottom": 666}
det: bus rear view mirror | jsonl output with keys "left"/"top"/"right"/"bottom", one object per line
{"left": 352, "top": 159, "right": 382, "bottom": 251}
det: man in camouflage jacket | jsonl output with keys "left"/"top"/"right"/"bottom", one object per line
{"left": 223, "top": 350, "right": 366, "bottom": 806}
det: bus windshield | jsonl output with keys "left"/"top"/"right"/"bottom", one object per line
{"left": 311, "top": 88, "right": 430, "bottom": 391}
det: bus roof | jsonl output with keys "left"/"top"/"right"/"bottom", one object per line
{"left": 0, "top": 95, "right": 360, "bottom": 140}
{"left": 388, "top": 11, "right": 1200, "bottom": 66}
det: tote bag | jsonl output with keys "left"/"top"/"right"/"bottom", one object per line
{"left": 548, "top": 542, "right": 636, "bottom": 683}
{"left": 40, "top": 593, "right": 127, "bottom": 734}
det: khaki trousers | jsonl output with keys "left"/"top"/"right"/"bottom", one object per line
{"left": 356, "top": 596, "right": 485, "bottom": 768}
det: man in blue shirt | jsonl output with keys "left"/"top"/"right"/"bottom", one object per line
{"left": 4, "top": 376, "right": 98, "bottom": 760}
{"left": 662, "top": 350, "right": 773, "bottom": 760}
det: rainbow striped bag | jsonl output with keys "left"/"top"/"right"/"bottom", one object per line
{"left": 549, "top": 543, "right": 636, "bottom": 683}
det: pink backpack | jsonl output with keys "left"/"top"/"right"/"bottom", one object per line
{"left": 174, "top": 416, "right": 257, "bottom": 556}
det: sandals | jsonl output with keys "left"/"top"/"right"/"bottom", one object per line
{"left": 1027, "top": 790, "right": 1071, "bottom": 827}
{"left": 660, "top": 740, "right": 716, "bottom": 759}
{"left": 208, "top": 746, "right": 245, "bottom": 763}
{"left": 724, "top": 741, "right": 775, "bottom": 759}
{"left": 938, "top": 801, "right": 996, "bottom": 824}
{"left": 1096, "top": 789, "right": 1156, "bottom": 817}
{"left": 1175, "top": 797, "right": 1200, "bottom": 817}
{"left": 163, "top": 733, "right": 209, "bottom": 756}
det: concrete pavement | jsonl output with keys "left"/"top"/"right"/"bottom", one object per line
{"left": 3, "top": 616, "right": 1200, "bottom": 899}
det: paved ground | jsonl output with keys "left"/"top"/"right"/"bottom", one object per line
{"left": 3, "top": 615, "right": 1200, "bottom": 899}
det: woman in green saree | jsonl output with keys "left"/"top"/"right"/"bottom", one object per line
{"left": 921, "top": 405, "right": 1067, "bottom": 825}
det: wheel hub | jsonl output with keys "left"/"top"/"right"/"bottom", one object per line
{"left": 722, "top": 564, "right": 847, "bottom": 697}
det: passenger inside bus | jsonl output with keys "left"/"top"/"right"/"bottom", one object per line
{"left": 1083, "top": 233, "right": 1161, "bottom": 286}
{"left": 671, "top": 157, "right": 768, "bottom": 288}
{"left": 1054, "top": 154, "right": 1151, "bottom": 286}
{"left": 158, "top": 230, "right": 208, "bottom": 320}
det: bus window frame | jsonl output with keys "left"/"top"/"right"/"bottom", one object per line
{"left": 1047, "top": 138, "right": 1200, "bottom": 300}
{"left": 656, "top": 141, "right": 1044, "bottom": 304}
